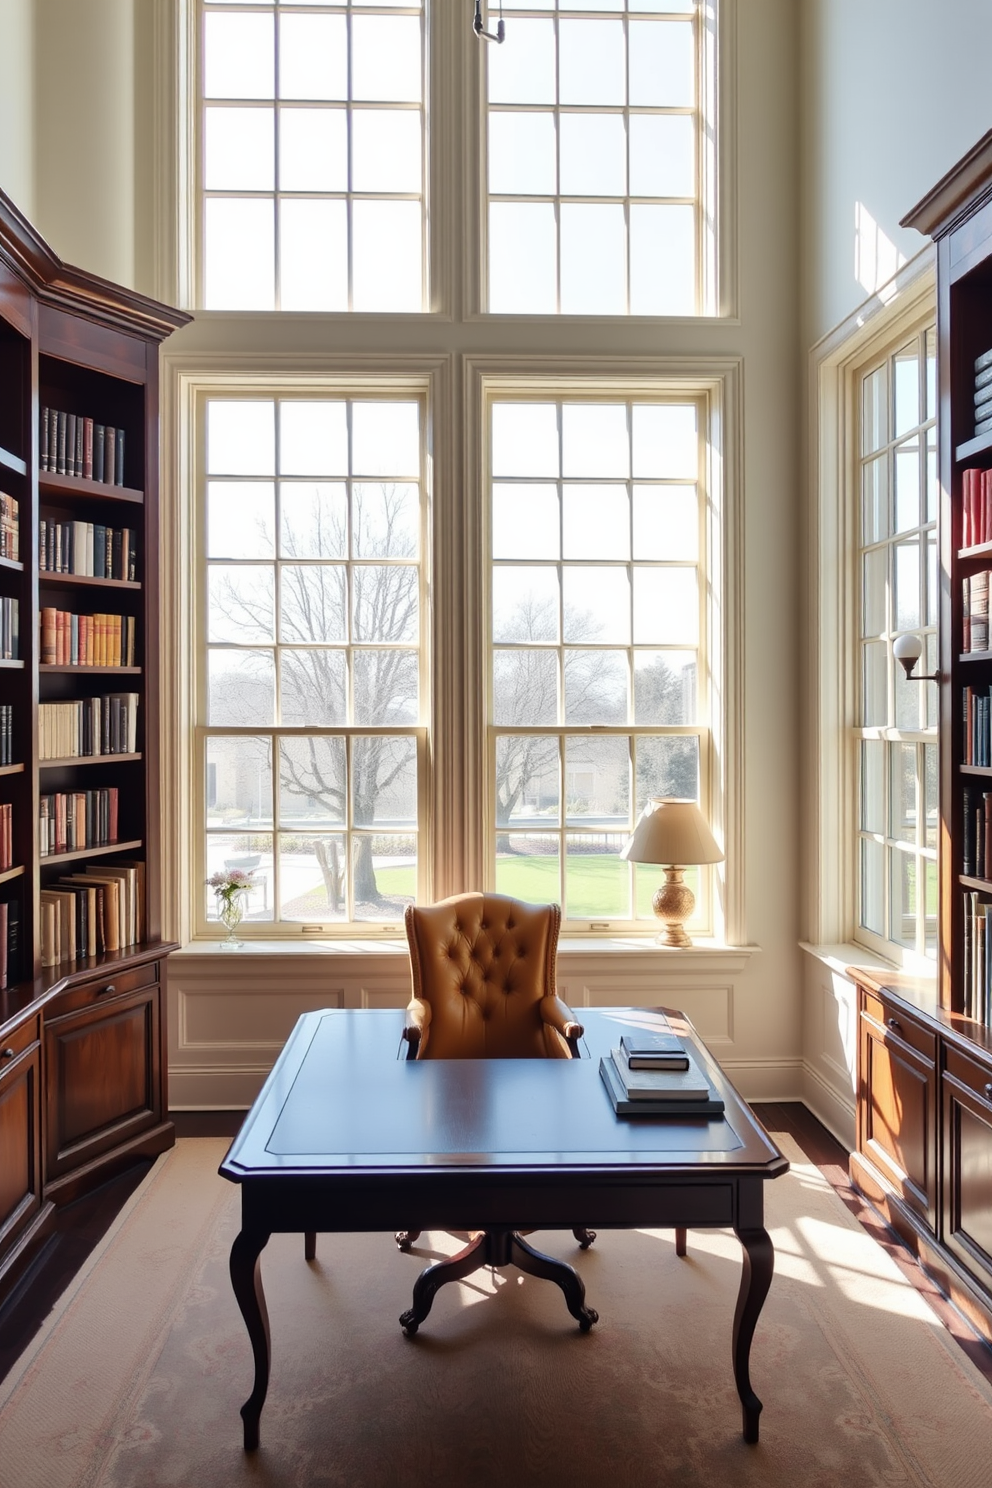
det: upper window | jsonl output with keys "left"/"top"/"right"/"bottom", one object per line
{"left": 856, "top": 326, "right": 938, "bottom": 961}
{"left": 199, "top": 1, "right": 427, "bottom": 311}
{"left": 487, "top": 394, "right": 712, "bottom": 930}
{"left": 486, "top": 1, "right": 711, "bottom": 315}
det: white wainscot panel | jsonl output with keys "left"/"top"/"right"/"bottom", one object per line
{"left": 801, "top": 951, "right": 858, "bottom": 1148}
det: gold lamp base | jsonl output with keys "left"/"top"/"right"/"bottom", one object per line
{"left": 651, "top": 867, "right": 695, "bottom": 947}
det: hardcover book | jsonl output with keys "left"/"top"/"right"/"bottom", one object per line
{"left": 609, "top": 1046, "right": 712, "bottom": 1101}
{"left": 599, "top": 1056, "right": 725, "bottom": 1118}
{"left": 618, "top": 1031, "right": 690, "bottom": 1069}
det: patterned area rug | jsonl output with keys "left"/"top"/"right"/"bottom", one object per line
{"left": 2, "top": 1135, "right": 992, "bottom": 1488}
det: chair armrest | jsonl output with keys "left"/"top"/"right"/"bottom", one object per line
{"left": 540, "top": 996, "right": 584, "bottom": 1056}
{"left": 402, "top": 998, "right": 431, "bottom": 1060}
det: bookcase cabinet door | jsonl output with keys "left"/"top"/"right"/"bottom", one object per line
{"left": 942, "top": 1043, "right": 992, "bottom": 1292}
{"left": 857, "top": 995, "right": 937, "bottom": 1232}
{"left": 0, "top": 1015, "right": 48, "bottom": 1291}
{"left": 43, "top": 973, "right": 168, "bottom": 1199}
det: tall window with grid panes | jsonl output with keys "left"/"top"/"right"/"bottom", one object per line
{"left": 857, "top": 326, "right": 938, "bottom": 961}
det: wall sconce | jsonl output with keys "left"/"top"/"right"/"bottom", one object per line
{"left": 893, "top": 633, "right": 941, "bottom": 683}
{"left": 474, "top": 0, "right": 505, "bottom": 43}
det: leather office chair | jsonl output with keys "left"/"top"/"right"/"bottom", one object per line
{"left": 395, "top": 890, "right": 599, "bottom": 1335}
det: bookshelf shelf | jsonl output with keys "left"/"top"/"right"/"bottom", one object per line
{"left": 0, "top": 183, "right": 189, "bottom": 1307}
{"left": 40, "top": 574, "right": 141, "bottom": 591}
{"left": 0, "top": 444, "right": 26, "bottom": 477}
{"left": 0, "top": 555, "right": 23, "bottom": 573}
{"left": 39, "top": 753, "right": 142, "bottom": 770}
{"left": 956, "top": 429, "right": 992, "bottom": 463}
{"left": 40, "top": 838, "right": 142, "bottom": 868}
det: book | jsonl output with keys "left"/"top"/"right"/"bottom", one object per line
{"left": 599, "top": 1056, "right": 725, "bottom": 1118}
{"left": 976, "top": 347, "right": 992, "bottom": 374}
{"left": 609, "top": 1046, "right": 712, "bottom": 1101}
{"left": 618, "top": 1031, "right": 690, "bottom": 1070}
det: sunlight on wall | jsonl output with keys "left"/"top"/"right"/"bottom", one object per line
{"left": 855, "top": 202, "right": 907, "bottom": 303}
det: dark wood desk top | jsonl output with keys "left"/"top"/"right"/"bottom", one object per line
{"left": 221, "top": 1007, "right": 787, "bottom": 1183}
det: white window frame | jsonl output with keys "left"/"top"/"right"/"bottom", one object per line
{"left": 806, "top": 250, "right": 938, "bottom": 967}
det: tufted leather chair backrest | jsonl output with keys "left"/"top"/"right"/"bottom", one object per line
{"left": 404, "top": 892, "right": 569, "bottom": 1059}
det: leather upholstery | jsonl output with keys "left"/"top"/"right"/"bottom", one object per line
{"left": 403, "top": 892, "right": 583, "bottom": 1060}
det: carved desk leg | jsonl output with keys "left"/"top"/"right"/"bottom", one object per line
{"left": 731, "top": 1225, "right": 774, "bottom": 1444}
{"left": 230, "top": 1227, "right": 272, "bottom": 1451}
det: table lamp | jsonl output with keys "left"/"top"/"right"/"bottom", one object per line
{"left": 622, "top": 797, "right": 723, "bottom": 947}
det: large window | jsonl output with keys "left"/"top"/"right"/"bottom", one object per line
{"left": 199, "top": 0, "right": 426, "bottom": 311}
{"left": 487, "top": 1, "right": 711, "bottom": 315}
{"left": 488, "top": 395, "right": 712, "bottom": 930}
{"left": 856, "top": 326, "right": 938, "bottom": 960}
{"left": 199, "top": 394, "right": 426, "bottom": 931}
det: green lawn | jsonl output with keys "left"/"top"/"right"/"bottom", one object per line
{"left": 375, "top": 854, "right": 699, "bottom": 921}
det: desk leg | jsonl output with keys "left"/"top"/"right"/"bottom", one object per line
{"left": 230, "top": 1227, "right": 272, "bottom": 1451}
{"left": 731, "top": 1225, "right": 773, "bottom": 1444}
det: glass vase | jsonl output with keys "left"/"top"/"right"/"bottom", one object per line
{"left": 218, "top": 893, "right": 245, "bottom": 949}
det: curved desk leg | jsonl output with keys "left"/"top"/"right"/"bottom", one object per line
{"left": 230, "top": 1227, "right": 272, "bottom": 1451}
{"left": 732, "top": 1225, "right": 774, "bottom": 1444}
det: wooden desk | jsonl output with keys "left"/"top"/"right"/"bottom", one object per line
{"left": 220, "top": 1006, "right": 788, "bottom": 1450}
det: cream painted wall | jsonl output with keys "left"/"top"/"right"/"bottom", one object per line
{"left": 32, "top": 0, "right": 136, "bottom": 285}
{"left": 0, "top": 0, "right": 34, "bottom": 217}
{"left": 800, "top": 0, "right": 992, "bottom": 349}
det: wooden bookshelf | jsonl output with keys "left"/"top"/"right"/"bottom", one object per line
{"left": 0, "top": 185, "right": 189, "bottom": 1306}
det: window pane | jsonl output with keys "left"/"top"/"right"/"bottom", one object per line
{"left": 351, "top": 16, "right": 422, "bottom": 103}
{"left": 489, "top": 202, "right": 557, "bottom": 313}
{"left": 563, "top": 567, "right": 631, "bottom": 644}
{"left": 352, "top": 110, "right": 422, "bottom": 193}
{"left": 633, "top": 651, "right": 697, "bottom": 724}
{"left": 893, "top": 540, "right": 920, "bottom": 631}
{"left": 352, "top": 835, "right": 416, "bottom": 922}
{"left": 890, "top": 743, "right": 916, "bottom": 843}
{"left": 280, "top": 565, "right": 346, "bottom": 642}
{"left": 206, "top": 834, "right": 273, "bottom": 923}
{"left": 565, "top": 735, "right": 628, "bottom": 823}
{"left": 635, "top": 734, "right": 699, "bottom": 804}
{"left": 204, "top": 12, "right": 273, "bottom": 99}
{"left": 560, "top": 203, "right": 626, "bottom": 314}
{"left": 629, "top": 115, "right": 694, "bottom": 198}
{"left": 353, "top": 650, "right": 418, "bottom": 723}
{"left": 492, "top": 485, "right": 560, "bottom": 560}
{"left": 279, "top": 835, "right": 347, "bottom": 922}
{"left": 204, "top": 198, "right": 274, "bottom": 309}
{"left": 279, "top": 199, "right": 348, "bottom": 311}
{"left": 206, "top": 735, "right": 273, "bottom": 829}
{"left": 633, "top": 566, "right": 697, "bottom": 644}
{"left": 862, "top": 366, "right": 888, "bottom": 455}
{"left": 279, "top": 108, "right": 347, "bottom": 191}
{"left": 280, "top": 483, "right": 347, "bottom": 559}
{"left": 489, "top": 112, "right": 557, "bottom": 196}
{"left": 352, "top": 403, "right": 420, "bottom": 478}
{"left": 632, "top": 405, "right": 697, "bottom": 478}
{"left": 352, "top": 200, "right": 422, "bottom": 311}
{"left": 559, "top": 20, "right": 625, "bottom": 106}
{"left": 566, "top": 834, "right": 630, "bottom": 920}
{"left": 862, "top": 456, "right": 888, "bottom": 545}
{"left": 633, "top": 485, "right": 698, "bottom": 561}
{"left": 353, "top": 566, "right": 419, "bottom": 642}
{"left": 352, "top": 736, "right": 417, "bottom": 822}
{"left": 207, "top": 482, "right": 275, "bottom": 559}
{"left": 280, "top": 402, "right": 347, "bottom": 476}
{"left": 488, "top": 18, "right": 556, "bottom": 104}
{"left": 630, "top": 204, "right": 696, "bottom": 315}
{"left": 562, "top": 405, "right": 629, "bottom": 478}
{"left": 280, "top": 649, "right": 347, "bottom": 724}
{"left": 564, "top": 649, "right": 627, "bottom": 723}
{"left": 496, "top": 737, "right": 560, "bottom": 825}
{"left": 893, "top": 343, "right": 920, "bottom": 437}
{"left": 861, "top": 641, "right": 887, "bottom": 726}
{"left": 209, "top": 566, "right": 274, "bottom": 643}
{"left": 494, "top": 649, "right": 558, "bottom": 725}
{"left": 563, "top": 485, "right": 629, "bottom": 560}
{"left": 560, "top": 113, "right": 626, "bottom": 197}
{"left": 861, "top": 739, "right": 884, "bottom": 835}
{"left": 862, "top": 547, "right": 886, "bottom": 636}
{"left": 492, "top": 404, "right": 559, "bottom": 478}
{"left": 204, "top": 107, "right": 273, "bottom": 190}
{"left": 495, "top": 834, "right": 561, "bottom": 900}
{"left": 352, "top": 482, "right": 419, "bottom": 559}
{"left": 890, "top": 850, "right": 917, "bottom": 949}
{"left": 208, "top": 401, "right": 275, "bottom": 476}
{"left": 493, "top": 567, "right": 559, "bottom": 642}
{"left": 894, "top": 439, "right": 921, "bottom": 532}
{"left": 630, "top": 19, "right": 694, "bottom": 107}
{"left": 208, "top": 649, "right": 275, "bottom": 725}
{"left": 861, "top": 837, "right": 884, "bottom": 935}
{"left": 278, "top": 13, "right": 347, "bottom": 100}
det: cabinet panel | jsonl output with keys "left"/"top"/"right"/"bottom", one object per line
{"left": 859, "top": 1003, "right": 937, "bottom": 1230}
{"left": 943, "top": 1042, "right": 992, "bottom": 1286}
{"left": 0, "top": 1018, "right": 42, "bottom": 1256}
{"left": 45, "top": 983, "right": 161, "bottom": 1181}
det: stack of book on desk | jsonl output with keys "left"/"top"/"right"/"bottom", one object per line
{"left": 599, "top": 1029, "right": 725, "bottom": 1117}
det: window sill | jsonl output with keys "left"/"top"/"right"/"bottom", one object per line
{"left": 800, "top": 941, "right": 937, "bottom": 985}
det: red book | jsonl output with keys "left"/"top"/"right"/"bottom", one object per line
{"left": 83, "top": 417, "right": 94, "bottom": 480}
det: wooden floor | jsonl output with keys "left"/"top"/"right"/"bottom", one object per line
{"left": 2, "top": 1103, "right": 991, "bottom": 1389}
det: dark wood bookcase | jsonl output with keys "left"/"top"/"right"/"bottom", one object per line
{"left": 849, "top": 133, "right": 992, "bottom": 1353}
{"left": 0, "top": 188, "right": 189, "bottom": 1306}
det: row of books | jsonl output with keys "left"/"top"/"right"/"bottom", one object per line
{"left": 40, "top": 408, "right": 126, "bottom": 487}
{"left": 39, "top": 694, "right": 139, "bottom": 761}
{"left": 0, "top": 596, "right": 18, "bottom": 660}
{"left": 39, "top": 787, "right": 119, "bottom": 858}
{"left": 963, "top": 686, "right": 992, "bottom": 767}
{"left": 39, "top": 609, "right": 136, "bottom": 668}
{"left": 0, "top": 704, "right": 12, "bottom": 766}
{"left": 598, "top": 1026, "right": 725, "bottom": 1117}
{"left": 39, "top": 520, "right": 137, "bottom": 582}
{"left": 961, "top": 468, "right": 992, "bottom": 548}
{"left": 962, "top": 569, "right": 991, "bottom": 652}
{"left": 963, "top": 787, "right": 992, "bottom": 880}
{"left": 0, "top": 897, "right": 22, "bottom": 989}
{"left": 0, "top": 491, "right": 18, "bottom": 561}
{"left": 40, "top": 860, "right": 145, "bottom": 965}
{"left": 0, "top": 802, "right": 12, "bottom": 872}
{"left": 963, "top": 890, "right": 992, "bottom": 1023}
